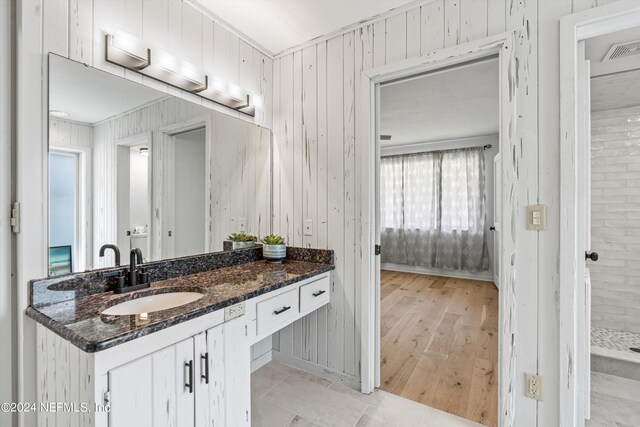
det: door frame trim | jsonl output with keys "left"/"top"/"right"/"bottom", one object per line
{"left": 559, "top": 2, "right": 640, "bottom": 426}
{"left": 359, "top": 31, "right": 515, "bottom": 426}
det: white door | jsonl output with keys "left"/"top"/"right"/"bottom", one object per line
{"left": 576, "top": 40, "right": 593, "bottom": 422}
{"left": 108, "top": 338, "right": 195, "bottom": 427}
{"left": 195, "top": 326, "right": 226, "bottom": 427}
{"left": 493, "top": 154, "right": 501, "bottom": 287}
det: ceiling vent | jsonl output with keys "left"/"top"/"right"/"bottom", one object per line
{"left": 602, "top": 39, "right": 640, "bottom": 62}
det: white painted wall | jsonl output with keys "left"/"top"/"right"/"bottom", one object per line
{"left": 590, "top": 104, "right": 640, "bottom": 334}
{"left": 269, "top": 1, "right": 622, "bottom": 426}
{"left": 0, "top": 0, "right": 14, "bottom": 425}
{"left": 173, "top": 128, "right": 206, "bottom": 258}
{"left": 379, "top": 135, "right": 498, "bottom": 282}
{"left": 16, "top": 2, "right": 274, "bottom": 420}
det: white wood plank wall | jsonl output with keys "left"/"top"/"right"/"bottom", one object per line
{"left": 0, "top": 1, "right": 13, "bottom": 426}
{"left": 44, "top": 0, "right": 273, "bottom": 129}
{"left": 269, "top": 0, "right": 621, "bottom": 425}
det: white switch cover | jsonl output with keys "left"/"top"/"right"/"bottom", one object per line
{"left": 239, "top": 217, "right": 246, "bottom": 232}
{"left": 527, "top": 205, "right": 546, "bottom": 231}
{"left": 304, "top": 219, "right": 313, "bottom": 236}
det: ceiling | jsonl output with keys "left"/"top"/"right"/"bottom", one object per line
{"left": 591, "top": 68, "right": 640, "bottom": 112}
{"left": 49, "top": 56, "right": 166, "bottom": 124}
{"left": 379, "top": 58, "right": 499, "bottom": 147}
{"left": 585, "top": 26, "right": 640, "bottom": 77}
{"left": 190, "top": 0, "right": 416, "bottom": 55}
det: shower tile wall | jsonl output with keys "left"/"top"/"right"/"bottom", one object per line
{"left": 591, "top": 105, "right": 640, "bottom": 334}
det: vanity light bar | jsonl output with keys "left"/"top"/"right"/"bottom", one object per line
{"left": 104, "top": 31, "right": 258, "bottom": 117}
{"left": 146, "top": 48, "right": 208, "bottom": 93}
{"left": 105, "top": 34, "right": 150, "bottom": 70}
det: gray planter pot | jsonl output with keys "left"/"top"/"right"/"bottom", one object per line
{"left": 262, "top": 244, "right": 286, "bottom": 263}
{"left": 231, "top": 241, "right": 255, "bottom": 250}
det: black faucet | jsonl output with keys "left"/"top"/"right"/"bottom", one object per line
{"left": 128, "top": 248, "right": 143, "bottom": 288}
{"left": 99, "top": 244, "right": 121, "bottom": 266}
{"left": 104, "top": 248, "right": 150, "bottom": 294}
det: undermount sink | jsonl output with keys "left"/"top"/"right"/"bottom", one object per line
{"left": 102, "top": 292, "right": 204, "bottom": 316}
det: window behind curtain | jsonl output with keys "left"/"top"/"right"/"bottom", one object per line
{"left": 379, "top": 147, "right": 488, "bottom": 271}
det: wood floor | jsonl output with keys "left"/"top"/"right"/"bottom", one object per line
{"left": 380, "top": 270, "right": 498, "bottom": 427}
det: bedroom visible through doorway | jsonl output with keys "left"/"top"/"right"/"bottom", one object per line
{"left": 377, "top": 57, "right": 500, "bottom": 427}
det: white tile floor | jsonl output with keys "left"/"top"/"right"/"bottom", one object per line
{"left": 587, "top": 372, "right": 640, "bottom": 427}
{"left": 251, "top": 361, "right": 484, "bottom": 427}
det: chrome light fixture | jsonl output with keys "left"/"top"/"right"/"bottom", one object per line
{"left": 200, "top": 77, "right": 250, "bottom": 110}
{"left": 105, "top": 33, "right": 150, "bottom": 70}
{"left": 104, "top": 31, "right": 259, "bottom": 117}
{"left": 144, "top": 49, "right": 208, "bottom": 93}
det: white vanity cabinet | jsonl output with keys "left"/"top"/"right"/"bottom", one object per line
{"left": 35, "top": 271, "right": 330, "bottom": 427}
{"left": 108, "top": 336, "right": 196, "bottom": 427}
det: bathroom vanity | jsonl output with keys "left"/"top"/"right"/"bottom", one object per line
{"left": 27, "top": 247, "right": 333, "bottom": 427}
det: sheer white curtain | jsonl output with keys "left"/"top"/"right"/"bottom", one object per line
{"left": 380, "top": 148, "right": 489, "bottom": 272}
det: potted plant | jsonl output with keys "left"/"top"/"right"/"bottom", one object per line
{"left": 260, "top": 234, "right": 286, "bottom": 263}
{"left": 227, "top": 232, "right": 257, "bottom": 250}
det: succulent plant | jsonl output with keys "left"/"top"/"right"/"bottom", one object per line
{"left": 260, "top": 234, "right": 286, "bottom": 245}
{"left": 227, "top": 232, "right": 256, "bottom": 242}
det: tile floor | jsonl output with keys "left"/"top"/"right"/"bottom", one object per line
{"left": 586, "top": 372, "right": 640, "bottom": 427}
{"left": 251, "top": 361, "right": 484, "bottom": 427}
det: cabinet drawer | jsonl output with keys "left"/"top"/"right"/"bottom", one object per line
{"left": 300, "top": 274, "right": 330, "bottom": 313}
{"left": 256, "top": 288, "right": 299, "bottom": 335}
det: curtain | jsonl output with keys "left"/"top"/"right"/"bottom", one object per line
{"left": 380, "top": 147, "right": 489, "bottom": 272}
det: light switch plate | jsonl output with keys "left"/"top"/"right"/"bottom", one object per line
{"left": 304, "top": 219, "right": 313, "bottom": 236}
{"left": 527, "top": 205, "right": 546, "bottom": 231}
{"left": 239, "top": 217, "right": 246, "bottom": 232}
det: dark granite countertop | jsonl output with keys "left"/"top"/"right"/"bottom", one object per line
{"left": 26, "top": 247, "right": 333, "bottom": 353}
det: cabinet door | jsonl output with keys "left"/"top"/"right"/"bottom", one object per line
{"left": 195, "top": 326, "right": 226, "bottom": 427}
{"left": 224, "top": 316, "right": 251, "bottom": 427}
{"left": 108, "top": 337, "right": 195, "bottom": 427}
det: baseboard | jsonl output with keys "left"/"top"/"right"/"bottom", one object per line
{"left": 381, "top": 262, "right": 494, "bottom": 282}
{"left": 251, "top": 350, "right": 273, "bottom": 373}
{"left": 271, "top": 351, "right": 361, "bottom": 390}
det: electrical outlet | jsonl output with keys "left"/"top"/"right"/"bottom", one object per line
{"left": 224, "top": 302, "right": 245, "bottom": 321}
{"left": 239, "top": 218, "right": 246, "bottom": 232}
{"left": 304, "top": 219, "right": 313, "bottom": 236}
{"left": 525, "top": 373, "right": 544, "bottom": 400}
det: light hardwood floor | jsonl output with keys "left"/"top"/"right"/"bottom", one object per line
{"left": 379, "top": 270, "right": 498, "bottom": 427}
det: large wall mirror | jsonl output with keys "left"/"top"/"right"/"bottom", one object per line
{"left": 47, "top": 54, "right": 271, "bottom": 275}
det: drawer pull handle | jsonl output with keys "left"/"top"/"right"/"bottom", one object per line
{"left": 185, "top": 360, "right": 194, "bottom": 394}
{"left": 201, "top": 352, "right": 209, "bottom": 384}
{"left": 273, "top": 306, "right": 291, "bottom": 315}
{"left": 312, "top": 290, "right": 326, "bottom": 297}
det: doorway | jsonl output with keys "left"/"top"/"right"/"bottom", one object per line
{"left": 376, "top": 58, "right": 500, "bottom": 426}
{"left": 169, "top": 127, "right": 207, "bottom": 258}
{"left": 48, "top": 151, "right": 79, "bottom": 275}
{"left": 359, "top": 32, "right": 517, "bottom": 427}
{"left": 116, "top": 133, "right": 152, "bottom": 261}
{"left": 159, "top": 117, "right": 212, "bottom": 260}
{"left": 560, "top": 3, "right": 640, "bottom": 426}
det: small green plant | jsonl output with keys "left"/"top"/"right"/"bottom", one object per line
{"left": 227, "top": 232, "right": 256, "bottom": 242}
{"left": 261, "top": 234, "right": 285, "bottom": 245}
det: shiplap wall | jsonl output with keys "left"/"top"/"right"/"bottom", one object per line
{"left": 43, "top": 0, "right": 273, "bottom": 129}
{"left": 269, "top": 0, "right": 619, "bottom": 425}
{"left": 92, "top": 97, "right": 271, "bottom": 268}
{"left": 0, "top": 1, "right": 13, "bottom": 425}
{"left": 17, "top": 2, "right": 274, "bottom": 421}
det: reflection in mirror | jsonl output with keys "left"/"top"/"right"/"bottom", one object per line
{"left": 48, "top": 54, "right": 271, "bottom": 275}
